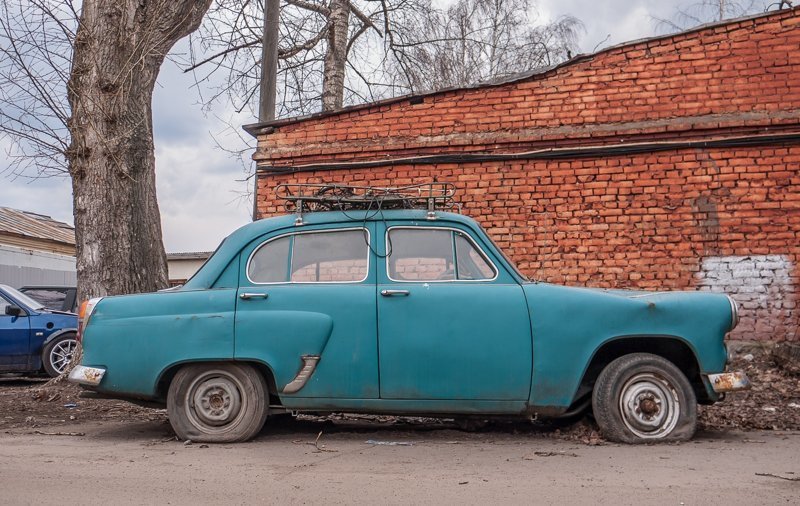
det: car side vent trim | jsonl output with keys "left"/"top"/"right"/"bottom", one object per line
{"left": 282, "top": 355, "right": 321, "bottom": 394}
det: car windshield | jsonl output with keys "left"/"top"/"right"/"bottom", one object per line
{"left": 0, "top": 284, "right": 46, "bottom": 311}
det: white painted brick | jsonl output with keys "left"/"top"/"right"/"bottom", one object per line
{"left": 696, "top": 254, "right": 796, "bottom": 341}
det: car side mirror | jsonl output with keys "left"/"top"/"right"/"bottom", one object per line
{"left": 4, "top": 305, "right": 24, "bottom": 317}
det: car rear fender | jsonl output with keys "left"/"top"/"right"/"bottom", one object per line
{"left": 523, "top": 283, "right": 730, "bottom": 410}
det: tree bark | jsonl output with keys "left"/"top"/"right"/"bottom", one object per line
{"left": 67, "top": 0, "right": 212, "bottom": 300}
{"left": 321, "top": 0, "right": 349, "bottom": 111}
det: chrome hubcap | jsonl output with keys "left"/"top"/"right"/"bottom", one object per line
{"left": 187, "top": 373, "right": 244, "bottom": 429}
{"left": 50, "top": 339, "right": 77, "bottom": 374}
{"left": 619, "top": 372, "right": 680, "bottom": 438}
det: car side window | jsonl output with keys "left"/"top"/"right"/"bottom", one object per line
{"left": 388, "top": 229, "right": 454, "bottom": 281}
{"left": 0, "top": 294, "right": 10, "bottom": 315}
{"left": 454, "top": 232, "right": 496, "bottom": 280}
{"left": 248, "top": 229, "right": 369, "bottom": 283}
{"left": 388, "top": 228, "right": 496, "bottom": 282}
{"left": 248, "top": 236, "right": 291, "bottom": 283}
{"left": 291, "top": 230, "right": 369, "bottom": 282}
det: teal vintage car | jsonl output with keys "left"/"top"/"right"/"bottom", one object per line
{"left": 69, "top": 184, "right": 749, "bottom": 443}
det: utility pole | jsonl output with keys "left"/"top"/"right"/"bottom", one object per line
{"left": 259, "top": 0, "right": 280, "bottom": 121}
{"left": 254, "top": 0, "right": 280, "bottom": 221}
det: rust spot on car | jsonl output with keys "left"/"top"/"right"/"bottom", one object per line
{"left": 709, "top": 371, "right": 751, "bottom": 393}
{"left": 82, "top": 368, "right": 103, "bottom": 383}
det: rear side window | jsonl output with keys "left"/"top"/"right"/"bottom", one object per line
{"left": 387, "top": 228, "right": 496, "bottom": 282}
{"left": 248, "top": 229, "right": 369, "bottom": 283}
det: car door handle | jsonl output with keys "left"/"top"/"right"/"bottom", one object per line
{"left": 381, "top": 289, "right": 410, "bottom": 297}
{"left": 239, "top": 292, "right": 269, "bottom": 300}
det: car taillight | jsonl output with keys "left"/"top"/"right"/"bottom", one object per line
{"left": 77, "top": 297, "right": 102, "bottom": 342}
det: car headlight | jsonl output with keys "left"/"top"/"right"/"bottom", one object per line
{"left": 726, "top": 295, "right": 739, "bottom": 331}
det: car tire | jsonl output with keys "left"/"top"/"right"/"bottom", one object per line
{"left": 592, "top": 353, "right": 696, "bottom": 444}
{"left": 167, "top": 363, "right": 269, "bottom": 443}
{"left": 42, "top": 333, "right": 78, "bottom": 377}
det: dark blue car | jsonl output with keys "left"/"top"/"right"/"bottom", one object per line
{"left": 1, "top": 284, "right": 78, "bottom": 377}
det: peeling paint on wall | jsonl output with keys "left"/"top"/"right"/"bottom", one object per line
{"left": 696, "top": 255, "right": 798, "bottom": 341}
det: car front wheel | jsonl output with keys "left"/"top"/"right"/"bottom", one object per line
{"left": 42, "top": 334, "right": 78, "bottom": 377}
{"left": 167, "top": 363, "right": 268, "bottom": 443}
{"left": 592, "top": 353, "right": 697, "bottom": 443}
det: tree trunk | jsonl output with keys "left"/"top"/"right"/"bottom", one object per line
{"left": 322, "top": 0, "right": 349, "bottom": 111}
{"left": 66, "top": 0, "right": 212, "bottom": 300}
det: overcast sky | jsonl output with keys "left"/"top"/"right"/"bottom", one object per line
{"left": 0, "top": 0, "right": 768, "bottom": 252}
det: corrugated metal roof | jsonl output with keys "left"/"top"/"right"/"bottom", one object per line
{"left": 0, "top": 207, "right": 75, "bottom": 246}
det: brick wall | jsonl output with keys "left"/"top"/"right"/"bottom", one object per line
{"left": 250, "top": 8, "right": 800, "bottom": 341}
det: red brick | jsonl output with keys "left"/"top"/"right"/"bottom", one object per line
{"left": 253, "top": 9, "right": 800, "bottom": 342}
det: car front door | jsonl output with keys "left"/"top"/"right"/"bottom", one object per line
{"left": 0, "top": 293, "right": 31, "bottom": 371}
{"left": 234, "top": 224, "right": 379, "bottom": 399}
{"left": 376, "top": 223, "right": 532, "bottom": 401}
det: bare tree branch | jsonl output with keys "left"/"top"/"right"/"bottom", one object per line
{"left": 345, "top": 0, "right": 382, "bottom": 37}
{"left": 184, "top": 39, "right": 262, "bottom": 73}
{"left": 653, "top": 0, "right": 771, "bottom": 33}
{"left": 286, "top": 0, "right": 330, "bottom": 16}
{"left": 0, "top": 0, "right": 77, "bottom": 178}
{"left": 183, "top": 0, "right": 583, "bottom": 131}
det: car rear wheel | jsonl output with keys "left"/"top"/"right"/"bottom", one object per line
{"left": 592, "top": 353, "right": 696, "bottom": 443}
{"left": 167, "top": 363, "right": 268, "bottom": 443}
{"left": 42, "top": 334, "right": 78, "bottom": 377}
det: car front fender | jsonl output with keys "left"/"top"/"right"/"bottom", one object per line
{"left": 42, "top": 327, "right": 78, "bottom": 346}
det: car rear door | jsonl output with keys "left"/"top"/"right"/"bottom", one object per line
{"left": 234, "top": 224, "right": 379, "bottom": 399}
{"left": 376, "top": 223, "right": 532, "bottom": 401}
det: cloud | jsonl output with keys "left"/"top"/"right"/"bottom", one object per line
{"left": 0, "top": 43, "right": 256, "bottom": 253}
{"left": 538, "top": 0, "right": 681, "bottom": 51}
{"left": 154, "top": 140, "right": 252, "bottom": 253}
{"left": 0, "top": 173, "right": 74, "bottom": 225}
{"left": 0, "top": 132, "right": 73, "bottom": 223}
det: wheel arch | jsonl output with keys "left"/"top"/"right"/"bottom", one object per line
{"left": 573, "top": 335, "right": 710, "bottom": 408}
{"left": 42, "top": 328, "right": 78, "bottom": 347}
{"left": 155, "top": 360, "right": 281, "bottom": 405}
{"left": 40, "top": 329, "right": 79, "bottom": 376}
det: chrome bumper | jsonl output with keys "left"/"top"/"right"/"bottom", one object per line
{"left": 68, "top": 365, "right": 106, "bottom": 387}
{"left": 707, "top": 371, "right": 751, "bottom": 393}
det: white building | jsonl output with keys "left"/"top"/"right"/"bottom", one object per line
{"left": 0, "top": 207, "right": 77, "bottom": 287}
{"left": 166, "top": 252, "right": 211, "bottom": 286}
{"left": 1, "top": 207, "right": 210, "bottom": 288}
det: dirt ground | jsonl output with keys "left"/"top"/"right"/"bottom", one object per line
{"left": 2, "top": 417, "right": 799, "bottom": 505}
{"left": 1, "top": 345, "right": 799, "bottom": 504}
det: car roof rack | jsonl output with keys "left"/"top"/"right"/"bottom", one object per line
{"left": 275, "top": 182, "right": 457, "bottom": 224}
